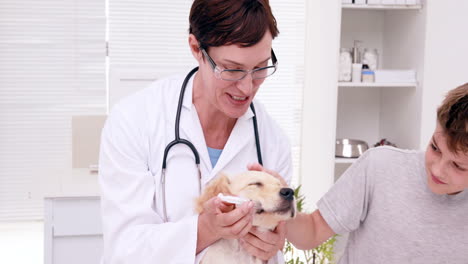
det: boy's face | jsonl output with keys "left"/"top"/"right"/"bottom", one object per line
{"left": 425, "top": 123, "right": 468, "bottom": 195}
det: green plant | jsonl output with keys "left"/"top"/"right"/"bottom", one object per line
{"left": 283, "top": 185, "right": 337, "bottom": 264}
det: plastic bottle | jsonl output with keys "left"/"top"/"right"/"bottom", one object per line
{"left": 339, "top": 48, "right": 352, "bottom": 82}
{"left": 352, "top": 63, "right": 363, "bottom": 83}
{"left": 361, "top": 64, "right": 375, "bottom": 83}
{"left": 362, "top": 48, "right": 379, "bottom": 71}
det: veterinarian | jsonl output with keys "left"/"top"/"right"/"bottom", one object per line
{"left": 99, "top": 0, "right": 293, "bottom": 263}
{"left": 284, "top": 84, "right": 468, "bottom": 263}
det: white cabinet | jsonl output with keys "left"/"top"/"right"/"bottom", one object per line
{"left": 298, "top": 0, "right": 468, "bottom": 207}
{"left": 44, "top": 196, "right": 102, "bottom": 264}
{"left": 334, "top": 4, "right": 427, "bottom": 178}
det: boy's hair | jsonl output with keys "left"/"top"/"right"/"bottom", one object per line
{"left": 189, "top": 0, "right": 279, "bottom": 50}
{"left": 437, "top": 83, "right": 468, "bottom": 154}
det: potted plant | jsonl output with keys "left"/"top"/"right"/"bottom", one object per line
{"left": 283, "top": 186, "right": 337, "bottom": 264}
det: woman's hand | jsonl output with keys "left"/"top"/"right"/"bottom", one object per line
{"left": 247, "top": 163, "right": 287, "bottom": 186}
{"left": 240, "top": 221, "right": 287, "bottom": 261}
{"left": 196, "top": 196, "right": 255, "bottom": 253}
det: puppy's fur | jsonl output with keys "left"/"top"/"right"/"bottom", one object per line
{"left": 196, "top": 171, "right": 296, "bottom": 264}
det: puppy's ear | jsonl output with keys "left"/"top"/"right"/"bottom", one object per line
{"left": 195, "top": 173, "right": 231, "bottom": 213}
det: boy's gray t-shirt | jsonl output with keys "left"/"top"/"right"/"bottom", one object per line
{"left": 317, "top": 147, "right": 468, "bottom": 264}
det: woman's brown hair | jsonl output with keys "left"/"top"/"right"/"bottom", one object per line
{"left": 189, "top": 0, "right": 279, "bottom": 50}
{"left": 437, "top": 83, "right": 468, "bottom": 154}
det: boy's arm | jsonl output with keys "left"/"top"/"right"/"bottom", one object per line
{"left": 286, "top": 210, "right": 335, "bottom": 250}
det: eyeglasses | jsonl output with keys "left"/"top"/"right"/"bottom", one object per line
{"left": 200, "top": 47, "right": 278, "bottom": 81}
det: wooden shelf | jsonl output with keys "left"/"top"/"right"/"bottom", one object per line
{"left": 335, "top": 157, "right": 358, "bottom": 164}
{"left": 342, "top": 4, "right": 422, "bottom": 10}
{"left": 338, "top": 82, "right": 417, "bottom": 88}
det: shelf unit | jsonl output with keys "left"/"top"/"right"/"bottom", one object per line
{"left": 335, "top": 157, "right": 358, "bottom": 164}
{"left": 338, "top": 82, "right": 417, "bottom": 88}
{"left": 342, "top": 4, "right": 422, "bottom": 10}
{"left": 334, "top": 3, "right": 426, "bottom": 180}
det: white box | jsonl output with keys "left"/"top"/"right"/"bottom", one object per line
{"left": 354, "top": 0, "right": 366, "bottom": 4}
{"left": 406, "top": 0, "right": 420, "bottom": 4}
{"left": 342, "top": 0, "right": 352, "bottom": 3}
{"left": 381, "top": 0, "right": 396, "bottom": 4}
{"left": 395, "top": 0, "right": 406, "bottom": 5}
{"left": 374, "top": 70, "right": 416, "bottom": 83}
{"left": 367, "top": 0, "right": 381, "bottom": 4}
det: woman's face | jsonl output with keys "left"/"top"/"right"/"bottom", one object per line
{"left": 425, "top": 123, "right": 468, "bottom": 195}
{"left": 196, "top": 31, "right": 273, "bottom": 119}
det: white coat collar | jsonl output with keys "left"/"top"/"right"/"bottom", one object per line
{"left": 180, "top": 72, "right": 256, "bottom": 183}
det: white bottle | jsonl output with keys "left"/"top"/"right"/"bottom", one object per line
{"left": 352, "top": 63, "right": 363, "bottom": 83}
{"left": 338, "top": 48, "right": 352, "bottom": 82}
{"left": 362, "top": 48, "right": 378, "bottom": 71}
{"left": 361, "top": 64, "right": 375, "bottom": 83}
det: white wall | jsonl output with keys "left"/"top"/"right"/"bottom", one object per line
{"left": 381, "top": 8, "right": 427, "bottom": 150}
{"left": 420, "top": 0, "right": 468, "bottom": 148}
{"left": 300, "top": 0, "right": 341, "bottom": 208}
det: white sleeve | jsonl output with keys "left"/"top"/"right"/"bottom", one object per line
{"left": 99, "top": 107, "right": 198, "bottom": 264}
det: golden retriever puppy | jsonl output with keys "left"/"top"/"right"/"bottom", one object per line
{"left": 196, "top": 171, "right": 296, "bottom": 264}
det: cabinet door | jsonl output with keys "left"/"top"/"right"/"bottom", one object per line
{"left": 44, "top": 197, "right": 102, "bottom": 264}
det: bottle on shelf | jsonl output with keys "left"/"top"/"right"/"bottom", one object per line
{"left": 339, "top": 48, "right": 353, "bottom": 82}
{"left": 361, "top": 64, "right": 375, "bottom": 83}
{"left": 362, "top": 48, "right": 378, "bottom": 71}
{"left": 351, "top": 40, "right": 362, "bottom": 83}
{"left": 352, "top": 63, "right": 363, "bottom": 82}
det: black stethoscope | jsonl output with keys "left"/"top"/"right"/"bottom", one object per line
{"left": 160, "top": 67, "right": 263, "bottom": 222}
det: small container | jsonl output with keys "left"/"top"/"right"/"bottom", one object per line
{"left": 361, "top": 64, "right": 375, "bottom": 83}
{"left": 352, "top": 63, "right": 362, "bottom": 83}
{"left": 362, "top": 48, "right": 378, "bottom": 71}
{"left": 335, "top": 139, "right": 369, "bottom": 158}
{"left": 352, "top": 40, "right": 361, "bottom": 64}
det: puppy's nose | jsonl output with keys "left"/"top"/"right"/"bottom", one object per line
{"left": 279, "top": 188, "right": 294, "bottom": 201}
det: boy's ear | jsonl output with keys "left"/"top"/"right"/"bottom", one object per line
{"left": 195, "top": 173, "right": 232, "bottom": 213}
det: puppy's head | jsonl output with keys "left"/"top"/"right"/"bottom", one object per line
{"left": 196, "top": 171, "right": 296, "bottom": 230}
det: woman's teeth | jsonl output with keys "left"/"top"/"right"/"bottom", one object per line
{"left": 231, "top": 95, "right": 247, "bottom": 101}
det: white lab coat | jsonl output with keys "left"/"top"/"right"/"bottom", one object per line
{"left": 99, "top": 72, "right": 293, "bottom": 264}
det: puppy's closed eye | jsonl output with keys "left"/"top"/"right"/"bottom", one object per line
{"left": 249, "top": 182, "right": 263, "bottom": 187}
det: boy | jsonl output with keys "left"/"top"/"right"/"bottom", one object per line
{"left": 286, "top": 83, "right": 468, "bottom": 263}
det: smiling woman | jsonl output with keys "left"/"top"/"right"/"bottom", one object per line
{"left": 99, "top": 0, "right": 303, "bottom": 263}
